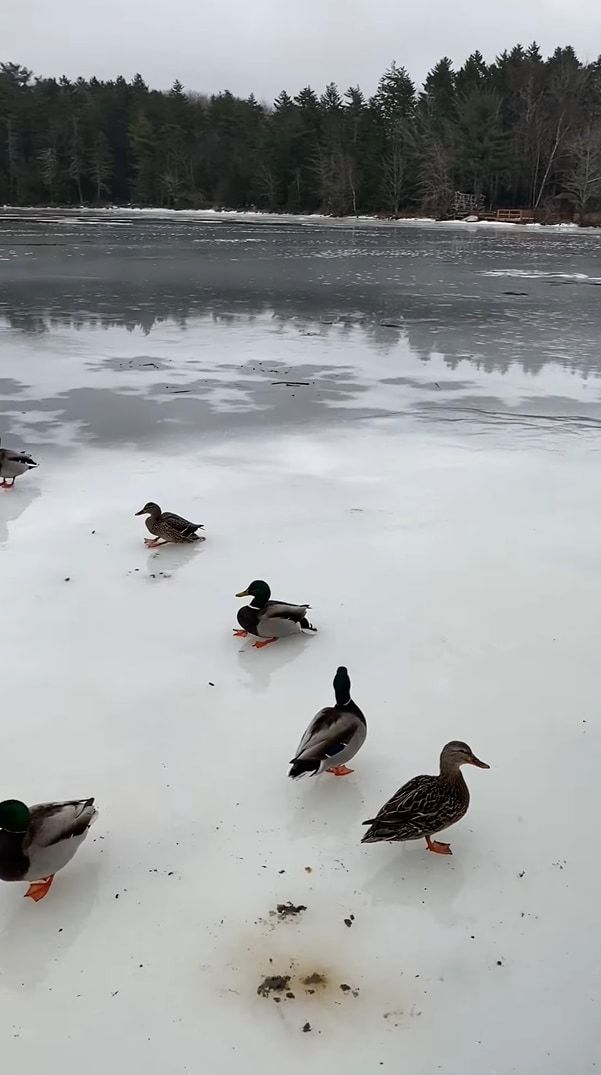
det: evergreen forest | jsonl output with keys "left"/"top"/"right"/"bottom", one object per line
{"left": 1, "top": 45, "right": 601, "bottom": 216}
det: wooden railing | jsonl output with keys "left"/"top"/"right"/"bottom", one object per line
{"left": 495, "top": 208, "right": 535, "bottom": 224}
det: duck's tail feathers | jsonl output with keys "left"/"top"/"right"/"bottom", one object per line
{"left": 361, "top": 819, "right": 381, "bottom": 843}
{"left": 288, "top": 758, "right": 320, "bottom": 779}
{"left": 78, "top": 798, "right": 98, "bottom": 830}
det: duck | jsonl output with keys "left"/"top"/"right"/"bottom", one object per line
{"left": 0, "top": 436, "right": 38, "bottom": 488}
{"left": 234, "top": 579, "right": 317, "bottom": 649}
{"left": 289, "top": 666, "right": 366, "bottom": 778}
{"left": 135, "top": 502, "right": 205, "bottom": 547}
{"left": 0, "top": 797, "right": 97, "bottom": 901}
{"left": 361, "top": 741, "right": 489, "bottom": 855}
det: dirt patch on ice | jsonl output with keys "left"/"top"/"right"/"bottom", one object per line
{"left": 256, "top": 964, "right": 359, "bottom": 1004}
{"left": 257, "top": 974, "right": 291, "bottom": 1000}
{"left": 273, "top": 902, "right": 307, "bottom": 920}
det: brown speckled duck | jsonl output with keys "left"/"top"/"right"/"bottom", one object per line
{"left": 361, "top": 741, "right": 489, "bottom": 855}
{"left": 135, "top": 502, "right": 205, "bottom": 548}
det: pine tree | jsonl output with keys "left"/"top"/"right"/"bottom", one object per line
{"left": 38, "top": 146, "right": 59, "bottom": 198}
{"left": 373, "top": 63, "right": 416, "bottom": 214}
{"left": 314, "top": 84, "right": 339, "bottom": 212}
{"left": 456, "top": 90, "right": 508, "bottom": 203}
{"left": 294, "top": 87, "right": 321, "bottom": 208}
{"left": 88, "top": 130, "right": 113, "bottom": 202}
{"left": 417, "top": 58, "right": 457, "bottom": 214}
{"left": 68, "top": 115, "right": 84, "bottom": 203}
{"left": 129, "top": 112, "right": 157, "bottom": 203}
{"left": 0, "top": 64, "right": 31, "bottom": 203}
{"left": 455, "top": 51, "right": 488, "bottom": 96}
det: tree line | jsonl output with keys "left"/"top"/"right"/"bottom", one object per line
{"left": 1, "top": 45, "right": 601, "bottom": 216}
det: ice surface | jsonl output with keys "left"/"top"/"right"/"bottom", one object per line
{"left": 2, "top": 427, "right": 601, "bottom": 1073}
{"left": 1, "top": 214, "right": 600, "bottom": 1074}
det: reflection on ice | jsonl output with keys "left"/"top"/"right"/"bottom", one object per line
{"left": 285, "top": 773, "right": 366, "bottom": 843}
{"left": 0, "top": 482, "right": 40, "bottom": 545}
{"left": 363, "top": 848, "right": 467, "bottom": 927}
{"left": 236, "top": 633, "right": 317, "bottom": 695}
{"left": 0, "top": 862, "right": 100, "bottom": 991}
{"left": 1, "top": 306, "right": 601, "bottom": 450}
{"left": 1, "top": 211, "right": 601, "bottom": 449}
{"left": 143, "top": 542, "right": 205, "bottom": 580}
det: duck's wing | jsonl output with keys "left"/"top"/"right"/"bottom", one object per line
{"left": 262, "top": 600, "right": 311, "bottom": 625}
{"left": 3, "top": 448, "right": 37, "bottom": 467}
{"left": 26, "top": 799, "right": 97, "bottom": 848}
{"left": 159, "top": 512, "right": 204, "bottom": 539}
{"left": 361, "top": 775, "right": 437, "bottom": 841}
{"left": 293, "top": 706, "right": 361, "bottom": 763}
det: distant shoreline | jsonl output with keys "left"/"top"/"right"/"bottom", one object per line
{"left": 1, "top": 205, "right": 598, "bottom": 233}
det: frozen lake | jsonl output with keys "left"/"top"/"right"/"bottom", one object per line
{"left": 1, "top": 211, "right": 600, "bottom": 1074}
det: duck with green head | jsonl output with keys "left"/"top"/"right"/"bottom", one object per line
{"left": 289, "top": 666, "right": 367, "bottom": 778}
{"left": 234, "top": 579, "right": 317, "bottom": 649}
{"left": 362, "top": 741, "right": 489, "bottom": 855}
{"left": 0, "top": 797, "right": 97, "bottom": 901}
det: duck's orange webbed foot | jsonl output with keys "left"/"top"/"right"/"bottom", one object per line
{"left": 232, "top": 629, "right": 248, "bottom": 638}
{"left": 253, "top": 637, "right": 277, "bottom": 649}
{"left": 326, "top": 764, "right": 354, "bottom": 776}
{"left": 426, "top": 836, "right": 452, "bottom": 855}
{"left": 25, "top": 875, "right": 55, "bottom": 901}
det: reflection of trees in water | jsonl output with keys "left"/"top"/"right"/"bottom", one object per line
{"left": 1, "top": 284, "right": 388, "bottom": 339}
{"left": 1, "top": 280, "right": 599, "bottom": 378}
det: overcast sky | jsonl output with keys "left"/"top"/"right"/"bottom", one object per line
{"left": 2, "top": 0, "right": 600, "bottom": 101}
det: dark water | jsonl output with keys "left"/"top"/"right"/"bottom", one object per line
{"left": 1, "top": 209, "right": 601, "bottom": 448}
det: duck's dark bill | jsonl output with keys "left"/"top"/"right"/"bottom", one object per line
{"left": 469, "top": 755, "right": 490, "bottom": 769}
{"left": 235, "top": 589, "right": 250, "bottom": 597}
{"left": 134, "top": 509, "right": 145, "bottom": 515}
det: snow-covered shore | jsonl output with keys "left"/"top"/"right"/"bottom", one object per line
{"left": 1, "top": 203, "right": 596, "bottom": 233}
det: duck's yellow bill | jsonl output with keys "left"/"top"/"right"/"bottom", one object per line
{"left": 236, "top": 589, "right": 250, "bottom": 598}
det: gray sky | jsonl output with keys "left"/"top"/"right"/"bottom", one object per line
{"left": 2, "top": 0, "right": 600, "bottom": 101}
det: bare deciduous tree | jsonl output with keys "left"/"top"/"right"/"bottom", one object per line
{"left": 382, "top": 121, "right": 414, "bottom": 216}
{"left": 419, "top": 133, "right": 455, "bottom": 214}
{"left": 562, "top": 127, "right": 601, "bottom": 211}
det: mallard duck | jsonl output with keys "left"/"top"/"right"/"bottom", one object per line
{"left": 0, "top": 436, "right": 38, "bottom": 488}
{"left": 361, "top": 741, "right": 489, "bottom": 855}
{"left": 135, "top": 502, "right": 205, "bottom": 547}
{"left": 289, "top": 666, "right": 367, "bottom": 778}
{"left": 234, "top": 579, "right": 317, "bottom": 649}
{"left": 0, "top": 797, "right": 97, "bottom": 901}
